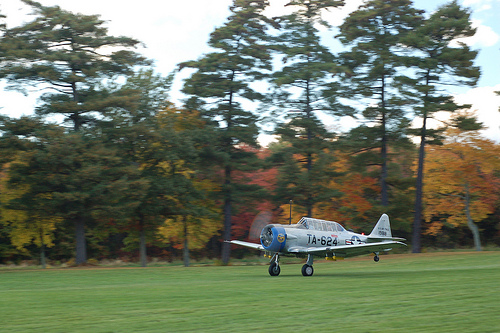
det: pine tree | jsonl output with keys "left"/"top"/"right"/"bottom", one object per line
{"left": 0, "top": 9, "right": 7, "bottom": 80}
{"left": 180, "top": 0, "right": 275, "bottom": 264}
{"left": 0, "top": 1, "right": 150, "bottom": 264}
{"left": 337, "top": 0, "right": 423, "bottom": 207}
{"left": 400, "top": 0, "right": 480, "bottom": 252}
{"left": 0, "top": 117, "right": 149, "bottom": 265}
{"left": 0, "top": 0, "right": 148, "bottom": 131}
{"left": 269, "top": 0, "right": 346, "bottom": 217}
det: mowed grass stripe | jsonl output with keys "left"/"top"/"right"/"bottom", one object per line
{"left": 1, "top": 252, "right": 499, "bottom": 332}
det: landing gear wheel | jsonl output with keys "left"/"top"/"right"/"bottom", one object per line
{"left": 301, "top": 264, "right": 314, "bottom": 276}
{"left": 269, "top": 262, "right": 281, "bottom": 276}
{"left": 374, "top": 255, "right": 380, "bottom": 262}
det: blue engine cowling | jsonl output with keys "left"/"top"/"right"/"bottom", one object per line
{"left": 260, "top": 225, "right": 287, "bottom": 252}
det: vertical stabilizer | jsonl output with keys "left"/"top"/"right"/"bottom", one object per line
{"left": 369, "top": 214, "right": 392, "bottom": 238}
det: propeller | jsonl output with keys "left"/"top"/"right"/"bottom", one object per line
{"left": 249, "top": 210, "right": 273, "bottom": 241}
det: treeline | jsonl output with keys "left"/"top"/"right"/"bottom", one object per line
{"left": 0, "top": 0, "right": 499, "bottom": 267}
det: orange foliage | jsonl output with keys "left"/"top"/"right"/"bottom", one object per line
{"left": 423, "top": 121, "right": 500, "bottom": 235}
{"left": 311, "top": 154, "right": 379, "bottom": 228}
{"left": 231, "top": 145, "right": 279, "bottom": 241}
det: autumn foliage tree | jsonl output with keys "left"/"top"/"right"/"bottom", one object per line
{"left": 153, "top": 105, "right": 222, "bottom": 267}
{"left": 423, "top": 114, "right": 500, "bottom": 251}
{"left": 0, "top": 163, "right": 62, "bottom": 268}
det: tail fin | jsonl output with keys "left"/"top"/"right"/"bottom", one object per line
{"left": 368, "top": 214, "right": 406, "bottom": 241}
{"left": 369, "top": 214, "right": 392, "bottom": 238}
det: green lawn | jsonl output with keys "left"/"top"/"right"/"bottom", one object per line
{"left": 1, "top": 252, "right": 499, "bottom": 332}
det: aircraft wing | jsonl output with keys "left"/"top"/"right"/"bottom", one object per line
{"left": 287, "top": 241, "right": 406, "bottom": 258}
{"left": 229, "top": 240, "right": 264, "bottom": 251}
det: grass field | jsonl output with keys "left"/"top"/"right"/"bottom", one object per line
{"left": 1, "top": 251, "right": 499, "bottom": 333}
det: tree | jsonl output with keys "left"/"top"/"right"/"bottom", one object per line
{"left": 0, "top": 0, "right": 148, "bottom": 131}
{"left": 1, "top": 120, "right": 148, "bottom": 265}
{"left": 138, "top": 105, "right": 221, "bottom": 267}
{"left": 313, "top": 151, "right": 379, "bottom": 227}
{"left": 400, "top": 1, "right": 480, "bottom": 252}
{"left": 180, "top": 0, "right": 276, "bottom": 264}
{"left": 157, "top": 178, "right": 221, "bottom": 267}
{"left": 423, "top": 113, "right": 500, "bottom": 251}
{"left": 0, "top": 1, "right": 150, "bottom": 263}
{"left": 0, "top": 162, "right": 62, "bottom": 268}
{"left": 0, "top": 117, "right": 62, "bottom": 267}
{"left": 98, "top": 69, "right": 175, "bottom": 267}
{"left": 337, "top": 0, "right": 422, "bottom": 206}
{"left": 0, "top": 8, "right": 6, "bottom": 57}
{"left": 269, "top": 0, "right": 346, "bottom": 217}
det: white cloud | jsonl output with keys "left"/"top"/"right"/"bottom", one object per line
{"left": 0, "top": 85, "right": 40, "bottom": 119}
{"left": 453, "top": 85, "right": 500, "bottom": 142}
{"left": 321, "top": 0, "right": 364, "bottom": 27}
{"left": 457, "top": 19, "right": 500, "bottom": 47}
{"left": 463, "top": 0, "right": 494, "bottom": 11}
{"left": 410, "top": 85, "right": 500, "bottom": 143}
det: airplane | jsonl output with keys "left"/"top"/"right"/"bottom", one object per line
{"left": 229, "top": 213, "right": 407, "bottom": 276}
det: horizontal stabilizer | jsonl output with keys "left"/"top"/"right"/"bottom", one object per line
{"left": 367, "top": 236, "right": 406, "bottom": 243}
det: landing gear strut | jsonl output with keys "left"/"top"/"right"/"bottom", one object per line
{"left": 268, "top": 254, "right": 280, "bottom": 276}
{"left": 374, "top": 252, "right": 380, "bottom": 262}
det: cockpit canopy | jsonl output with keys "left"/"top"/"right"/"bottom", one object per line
{"left": 298, "top": 217, "right": 345, "bottom": 232}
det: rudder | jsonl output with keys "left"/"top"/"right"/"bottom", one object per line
{"left": 369, "top": 214, "right": 392, "bottom": 238}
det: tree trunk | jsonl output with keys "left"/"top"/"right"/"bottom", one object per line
{"left": 465, "top": 183, "right": 482, "bottom": 251}
{"left": 183, "top": 216, "right": 190, "bottom": 267}
{"left": 306, "top": 78, "right": 313, "bottom": 217}
{"left": 39, "top": 228, "right": 46, "bottom": 269}
{"left": 221, "top": 196, "right": 232, "bottom": 265}
{"left": 75, "top": 217, "right": 87, "bottom": 264}
{"left": 380, "top": 75, "right": 389, "bottom": 207}
{"left": 380, "top": 116, "right": 389, "bottom": 207}
{"left": 221, "top": 165, "right": 232, "bottom": 265}
{"left": 40, "top": 243, "right": 46, "bottom": 269}
{"left": 139, "top": 219, "right": 147, "bottom": 267}
{"left": 412, "top": 116, "right": 427, "bottom": 253}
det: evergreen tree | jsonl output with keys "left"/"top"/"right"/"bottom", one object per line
{"left": 269, "top": 0, "right": 346, "bottom": 217}
{"left": 96, "top": 69, "right": 173, "bottom": 267}
{"left": 0, "top": 0, "right": 148, "bottom": 131}
{"left": 0, "top": 9, "right": 6, "bottom": 81}
{"left": 0, "top": 119, "right": 63, "bottom": 268}
{"left": 180, "top": 0, "right": 276, "bottom": 264}
{"left": 0, "top": 118, "right": 149, "bottom": 264}
{"left": 0, "top": 1, "right": 150, "bottom": 263}
{"left": 400, "top": 0, "right": 480, "bottom": 252}
{"left": 337, "top": 0, "right": 423, "bottom": 207}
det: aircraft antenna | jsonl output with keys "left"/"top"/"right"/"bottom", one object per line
{"left": 289, "top": 200, "right": 293, "bottom": 225}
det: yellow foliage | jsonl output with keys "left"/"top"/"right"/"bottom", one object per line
{"left": 157, "top": 106, "right": 204, "bottom": 132}
{"left": 0, "top": 166, "right": 62, "bottom": 250}
{"left": 158, "top": 214, "right": 220, "bottom": 251}
{"left": 277, "top": 203, "right": 304, "bottom": 225}
{"left": 422, "top": 115, "right": 500, "bottom": 234}
{"left": 157, "top": 178, "right": 221, "bottom": 250}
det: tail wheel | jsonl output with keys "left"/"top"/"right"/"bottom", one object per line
{"left": 301, "top": 264, "right": 314, "bottom": 276}
{"left": 269, "top": 262, "right": 281, "bottom": 276}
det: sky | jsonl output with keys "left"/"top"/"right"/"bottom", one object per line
{"left": 1, "top": 0, "right": 499, "bottom": 143}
